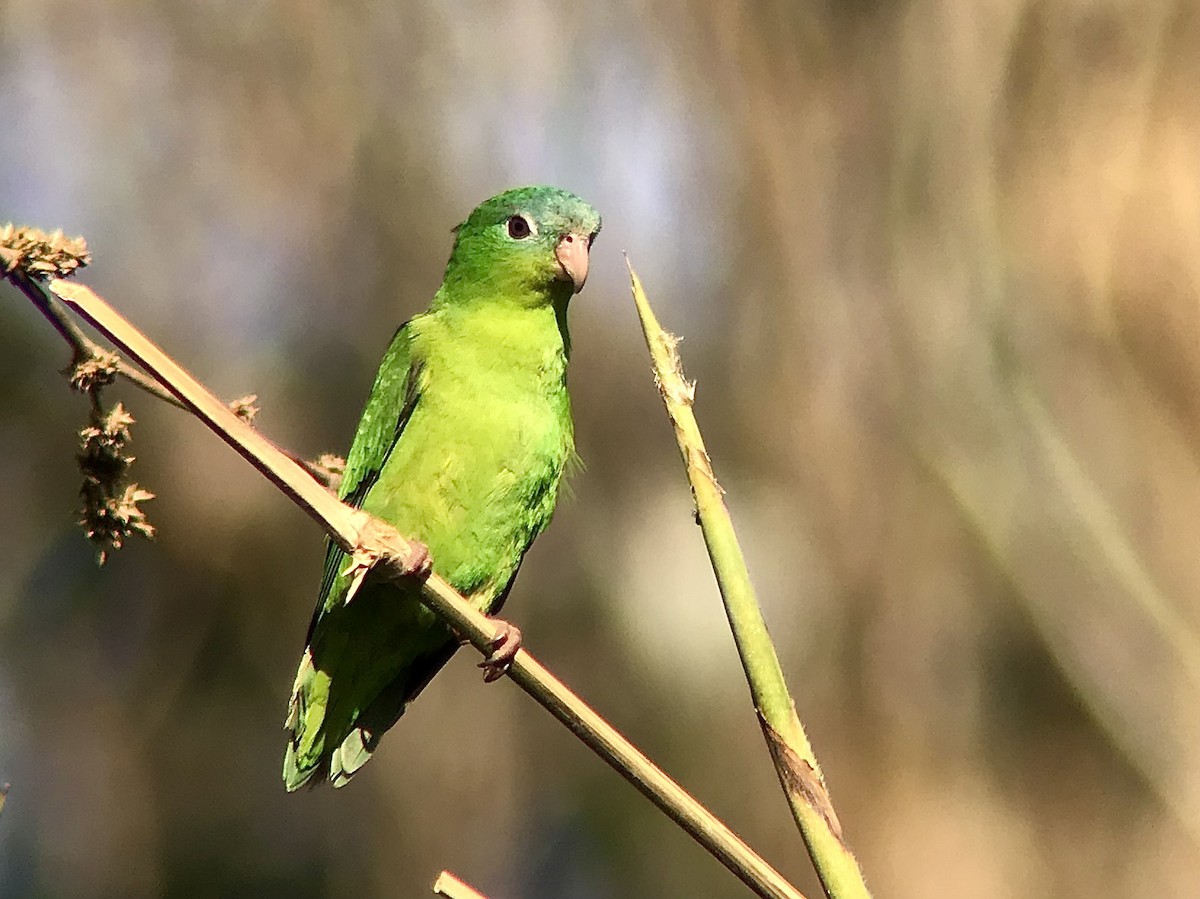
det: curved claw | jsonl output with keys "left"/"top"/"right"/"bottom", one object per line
{"left": 478, "top": 620, "right": 522, "bottom": 683}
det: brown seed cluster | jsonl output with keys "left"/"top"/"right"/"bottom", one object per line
{"left": 0, "top": 224, "right": 91, "bottom": 278}
{"left": 77, "top": 402, "right": 155, "bottom": 565}
{"left": 68, "top": 349, "right": 121, "bottom": 394}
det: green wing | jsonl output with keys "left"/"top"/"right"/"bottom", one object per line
{"left": 308, "top": 323, "right": 423, "bottom": 638}
{"left": 284, "top": 322, "right": 426, "bottom": 790}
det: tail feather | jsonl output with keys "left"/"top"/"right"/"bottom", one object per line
{"left": 282, "top": 605, "right": 460, "bottom": 791}
{"left": 282, "top": 740, "right": 322, "bottom": 791}
{"left": 283, "top": 648, "right": 330, "bottom": 791}
{"left": 329, "top": 727, "right": 377, "bottom": 788}
{"left": 282, "top": 644, "right": 429, "bottom": 792}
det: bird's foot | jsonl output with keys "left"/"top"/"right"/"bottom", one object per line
{"left": 343, "top": 538, "right": 430, "bottom": 605}
{"left": 478, "top": 620, "right": 522, "bottom": 683}
{"left": 399, "top": 539, "right": 432, "bottom": 579}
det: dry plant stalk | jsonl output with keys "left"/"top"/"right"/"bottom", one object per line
{"left": 431, "top": 870, "right": 490, "bottom": 899}
{"left": 1, "top": 226, "right": 157, "bottom": 563}
{"left": 627, "top": 260, "right": 872, "bottom": 899}
{"left": 2, "top": 236, "right": 809, "bottom": 899}
{"left": 1, "top": 226, "right": 341, "bottom": 554}
{"left": 51, "top": 280, "right": 806, "bottom": 899}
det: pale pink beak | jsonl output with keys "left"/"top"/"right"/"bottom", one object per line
{"left": 554, "top": 232, "right": 591, "bottom": 293}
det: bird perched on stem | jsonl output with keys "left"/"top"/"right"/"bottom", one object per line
{"left": 283, "top": 186, "right": 601, "bottom": 790}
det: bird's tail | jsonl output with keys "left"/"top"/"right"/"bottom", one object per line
{"left": 283, "top": 624, "right": 459, "bottom": 791}
{"left": 284, "top": 648, "right": 378, "bottom": 791}
{"left": 282, "top": 646, "right": 417, "bottom": 791}
{"left": 282, "top": 725, "right": 379, "bottom": 791}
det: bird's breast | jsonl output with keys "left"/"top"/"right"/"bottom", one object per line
{"left": 365, "top": 355, "right": 573, "bottom": 600}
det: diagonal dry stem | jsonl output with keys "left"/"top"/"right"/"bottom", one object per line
{"left": 14, "top": 274, "right": 809, "bottom": 899}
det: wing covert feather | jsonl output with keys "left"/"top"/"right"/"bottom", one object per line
{"left": 310, "top": 323, "right": 423, "bottom": 633}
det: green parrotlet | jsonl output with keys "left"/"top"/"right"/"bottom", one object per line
{"left": 283, "top": 186, "right": 601, "bottom": 790}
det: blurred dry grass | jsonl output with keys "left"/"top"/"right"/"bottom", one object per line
{"left": 3, "top": 1, "right": 1200, "bottom": 896}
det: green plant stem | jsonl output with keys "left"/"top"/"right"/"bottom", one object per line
{"left": 627, "top": 260, "right": 871, "bottom": 899}
{"left": 38, "top": 276, "right": 809, "bottom": 899}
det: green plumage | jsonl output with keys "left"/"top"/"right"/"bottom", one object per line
{"left": 283, "top": 186, "right": 601, "bottom": 790}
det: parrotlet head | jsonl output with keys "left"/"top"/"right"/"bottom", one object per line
{"left": 442, "top": 186, "right": 602, "bottom": 303}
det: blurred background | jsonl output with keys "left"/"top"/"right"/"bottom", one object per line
{"left": 3, "top": 0, "right": 1200, "bottom": 896}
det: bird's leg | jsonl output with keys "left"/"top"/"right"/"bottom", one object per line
{"left": 478, "top": 619, "right": 523, "bottom": 683}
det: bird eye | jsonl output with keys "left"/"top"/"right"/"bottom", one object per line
{"left": 507, "top": 215, "right": 533, "bottom": 239}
